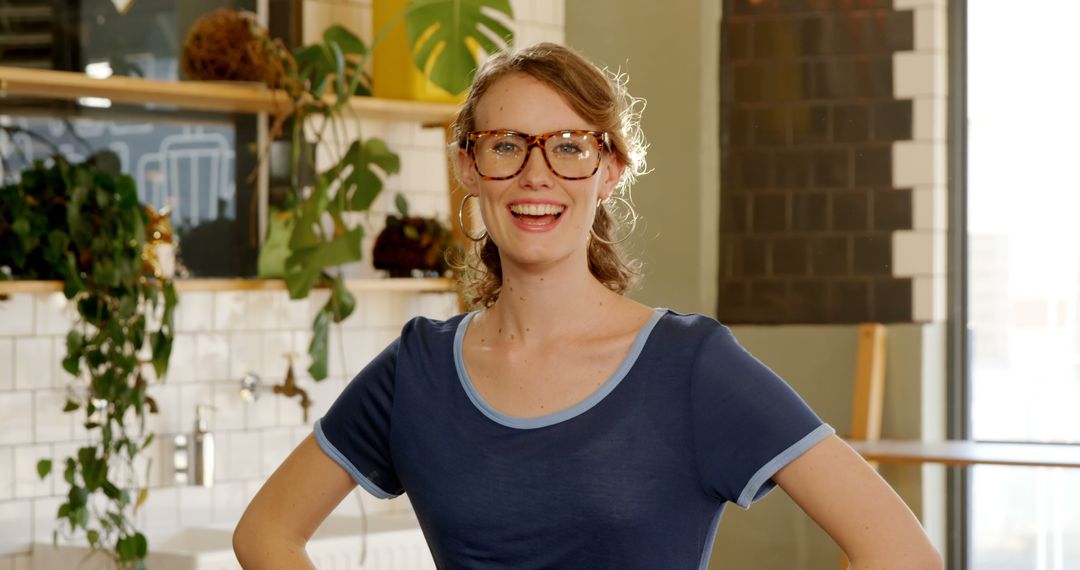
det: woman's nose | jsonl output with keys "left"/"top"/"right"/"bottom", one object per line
{"left": 518, "top": 146, "right": 553, "bottom": 188}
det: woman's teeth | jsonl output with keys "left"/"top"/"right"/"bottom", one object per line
{"left": 509, "top": 203, "right": 564, "bottom": 226}
{"left": 509, "top": 203, "right": 565, "bottom": 216}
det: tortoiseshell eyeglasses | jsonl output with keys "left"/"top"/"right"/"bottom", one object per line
{"left": 460, "top": 129, "right": 610, "bottom": 180}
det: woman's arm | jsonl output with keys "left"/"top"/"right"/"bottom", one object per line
{"left": 772, "top": 435, "right": 943, "bottom": 570}
{"left": 232, "top": 433, "right": 356, "bottom": 569}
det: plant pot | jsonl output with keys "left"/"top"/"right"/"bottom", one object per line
{"left": 372, "top": 215, "right": 452, "bottom": 277}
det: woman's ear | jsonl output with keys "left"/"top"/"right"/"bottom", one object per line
{"left": 455, "top": 148, "right": 478, "bottom": 188}
{"left": 598, "top": 156, "right": 626, "bottom": 201}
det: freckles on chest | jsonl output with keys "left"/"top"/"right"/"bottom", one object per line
{"left": 466, "top": 345, "right": 628, "bottom": 414}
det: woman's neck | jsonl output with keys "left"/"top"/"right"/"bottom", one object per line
{"left": 481, "top": 255, "right": 620, "bottom": 346}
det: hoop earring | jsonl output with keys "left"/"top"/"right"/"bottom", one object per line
{"left": 590, "top": 196, "right": 638, "bottom": 245}
{"left": 457, "top": 194, "right": 488, "bottom": 242}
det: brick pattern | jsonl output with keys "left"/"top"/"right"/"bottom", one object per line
{"left": 719, "top": 0, "right": 916, "bottom": 324}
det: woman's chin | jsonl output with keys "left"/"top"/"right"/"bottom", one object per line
{"left": 497, "top": 240, "right": 583, "bottom": 270}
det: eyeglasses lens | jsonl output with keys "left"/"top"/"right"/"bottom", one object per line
{"left": 474, "top": 131, "right": 599, "bottom": 179}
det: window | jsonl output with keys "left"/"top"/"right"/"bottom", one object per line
{"left": 967, "top": 1, "right": 1080, "bottom": 567}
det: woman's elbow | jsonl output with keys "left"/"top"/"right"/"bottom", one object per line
{"left": 920, "top": 546, "right": 945, "bottom": 570}
{"left": 857, "top": 547, "right": 943, "bottom": 570}
{"left": 232, "top": 517, "right": 256, "bottom": 566}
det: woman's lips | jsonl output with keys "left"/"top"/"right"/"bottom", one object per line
{"left": 508, "top": 207, "right": 563, "bottom": 232}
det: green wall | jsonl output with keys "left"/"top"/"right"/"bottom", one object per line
{"left": 566, "top": 0, "right": 719, "bottom": 315}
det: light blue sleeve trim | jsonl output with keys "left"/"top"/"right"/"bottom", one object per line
{"left": 735, "top": 423, "right": 835, "bottom": 509}
{"left": 313, "top": 419, "right": 399, "bottom": 500}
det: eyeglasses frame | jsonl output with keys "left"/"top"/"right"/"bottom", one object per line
{"left": 460, "top": 129, "right": 610, "bottom": 181}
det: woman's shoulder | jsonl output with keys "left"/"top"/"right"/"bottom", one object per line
{"left": 400, "top": 311, "right": 471, "bottom": 340}
{"left": 655, "top": 308, "right": 733, "bottom": 340}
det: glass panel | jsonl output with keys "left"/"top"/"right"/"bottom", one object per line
{"left": 0, "top": 2, "right": 307, "bottom": 277}
{"left": 968, "top": 0, "right": 1080, "bottom": 444}
{"left": 0, "top": 0, "right": 258, "bottom": 77}
{"left": 971, "top": 466, "right": 1080, "bottom": 569}
{"left": 0, "top": 106, "right": 259, "bottom": 277}
{"left": 968, "top": 1, "right": 1080, "bottom": 568}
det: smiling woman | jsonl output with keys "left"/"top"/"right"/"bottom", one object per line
{"left": 232, "top": 42, "right": 943, "bottom": 570}
{"left": 449, "top": 45, "right": 648, "bottom": 309}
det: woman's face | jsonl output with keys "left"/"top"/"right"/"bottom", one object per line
{"left": 457, "top": 73, "right": 623, "bottom": 270}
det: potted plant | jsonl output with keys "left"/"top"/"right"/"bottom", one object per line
{"left": 372, "top": 193, "right": 455, "bottom": 277}
{"left": 183, "top": 1, "right": 513, "bottom": 380}
{"left": 0, "top": 151, "right": 177, "bottom": 570}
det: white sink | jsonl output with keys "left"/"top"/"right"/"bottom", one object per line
{"left": 32, "top": 513, "right": 434, "bottom": 570}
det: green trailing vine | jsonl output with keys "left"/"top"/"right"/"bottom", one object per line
{"left": 0, "top": 154, "right": 176, "bottom": 570}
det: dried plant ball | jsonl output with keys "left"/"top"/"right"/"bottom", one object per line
{"left": 181, "top": 9, "right": 287, "bottom": 87}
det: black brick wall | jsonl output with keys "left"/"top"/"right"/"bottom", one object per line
{"left": 719, "top": 0, "right": 915, "bottom": 324}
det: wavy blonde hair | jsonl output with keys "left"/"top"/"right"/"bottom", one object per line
{"left": 450, "top": 43, "right": 648, "bottom": 309}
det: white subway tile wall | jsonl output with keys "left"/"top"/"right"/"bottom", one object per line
{"left": 13, "top": 339, "right": 51, "bottom": 391}
{"left": 0, "top": 1, "right": 563, "bottom": 563}
{"left": 31, "top": 391, "right": 72, "bottom": 443}
{"left": 0, "top": 393, "right": 33, "bottom": 446}
{"left": 0, "top": 339, "right": 12, "bottom": 391}
{"left": 0, "top": 295, "right": 33, "bottom": 337}
{"left": 0, "top": 286, "right": 460, "bottom": 559}
{"left": 0, "top": 448, "right": 12, "bottom": 501}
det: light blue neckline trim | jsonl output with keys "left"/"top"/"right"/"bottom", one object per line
{"left": 453, "top": 307, "right": 668, "bottom": 430}
{"left": 314, "top": 419, "right": 398, "bottom": 500}
{"left": 735, "top": 423, "right": 835, "bottom": 509}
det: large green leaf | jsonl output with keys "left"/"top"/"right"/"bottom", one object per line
{"left": 286, "top": 227, "right": 365, "bottom": 272}
{"left": 283, "top": 227, "right": 363, "bottom": 299}
{"left": 257, "top": 210, "right": 295, "bottom": 279}
{"left": 348, "top": 138, "right": 400, "bottom": 211}
{"left": 307, "top": 308, "right": 331, "bottom": 380}
{"left": 289, "top": 179, "right": 329, "bottom": 251}
{"left": 294, "top": 27, "right": 371, "bottom": 98}
{"left": 328, "top": 274, "right": 356, "bottom": 323}
{"left": 405, "top": 0, "right": 514, "bottom": 95}
{"left": 284, "top": 265, "right": 322, "bottom": 300}
{"left": 323, "top": 25, "right": 368, "bottom": 56}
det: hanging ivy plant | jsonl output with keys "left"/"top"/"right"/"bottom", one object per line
{"left": 0, "top": 153, "right": 176, "bottom": 570}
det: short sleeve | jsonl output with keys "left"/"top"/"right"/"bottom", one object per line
{"left": 314, "top": 337, "right": 404, "bottom": 499}
{"left": 690, "top": 325, "right": 834, "bottom": 509}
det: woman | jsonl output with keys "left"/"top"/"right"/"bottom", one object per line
{"left": 233, "top": 43, "right": 942, "bottom": 569}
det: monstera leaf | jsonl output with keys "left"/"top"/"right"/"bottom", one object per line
{"left": 405, "top": 0, "right": 514, "bottom": 95}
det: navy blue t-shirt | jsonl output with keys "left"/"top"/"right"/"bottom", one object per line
{"left": 315, "top": 308, "right": 834, "bottom": 569}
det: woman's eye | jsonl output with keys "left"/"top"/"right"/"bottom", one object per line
{"left": 491, "top": 140, "right": 524, "bottom": 154}
{"left": 553, "top": 142, "right": 585, "bottom": 155}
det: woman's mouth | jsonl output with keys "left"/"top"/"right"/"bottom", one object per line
{"left": 508, "top": 203, "right": 565, "bottom": 229}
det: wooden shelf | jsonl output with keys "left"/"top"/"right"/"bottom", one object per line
{"left": 845, "top": 439, "right": 1080, "bottom": 469}
{"left": 0, "top": 66, "right": 459, "bottom": 123}
{"left": 0, "top": 278, "right": 457, "bottom": 295}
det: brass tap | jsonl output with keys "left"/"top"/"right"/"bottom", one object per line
{"left": 271, "top": 352, "right": 312, "bottom": 423}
